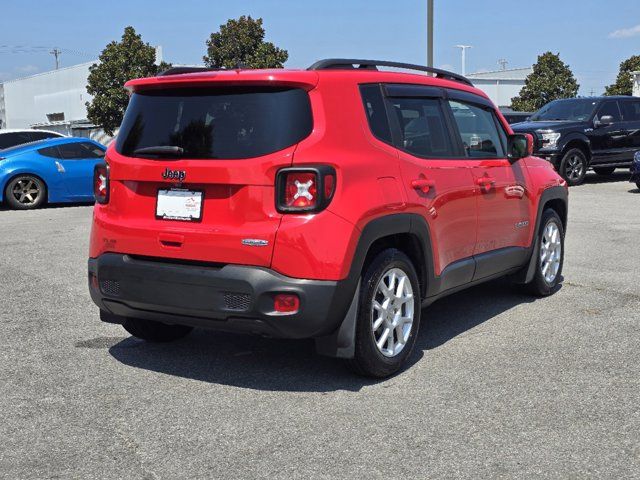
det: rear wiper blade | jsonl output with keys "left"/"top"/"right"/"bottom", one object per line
{"left": 133, "top": 146, "right": 184, "bottom": 156}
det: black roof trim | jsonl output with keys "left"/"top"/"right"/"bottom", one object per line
{"left": 158, "top": 67, "right": 222, "bottom": 76}
{"left": 308, "top": 58, "right": 474, "bottom": 87}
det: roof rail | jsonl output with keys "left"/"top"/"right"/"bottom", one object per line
{"left": 307, "top": 58, "right": 474, "bottom": 87}
{"left": 158, "top": 66, "right": 221, "bottom": 76}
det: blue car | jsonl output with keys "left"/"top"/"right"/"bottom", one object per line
{"left": 0, "top": 137, "right": 106, "bottom": 209}
{"left": 632, "top": 151, "right": 640, "bottom": 191}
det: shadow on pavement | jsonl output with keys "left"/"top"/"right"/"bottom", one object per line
{"left": 108, "top": 278, "right": 539, "bottom": 392}
{"left": 580, "top": 171, "right": 631, "bottom": 185}
{"left": 0, "top": 201, "right": 94, "bottom": 212}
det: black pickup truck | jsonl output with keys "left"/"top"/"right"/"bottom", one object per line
{"left": 512, "top": 96, "right": 640, "bottom": 185}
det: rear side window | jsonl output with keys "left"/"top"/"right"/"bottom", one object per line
{"left": 390, "top": 97, "right": 455, "bottom": 157}
{"left": 58, "top": 142, "right": 104, "bottom": 159}
{"left": 116, "top": 87, "right": 313, "bottom": 159}
{"left": 621, "top": 100, "right": 640, "bottom": 121}
{"left": 448, "top": 101, "right": 506, "bottom": 158}
{"left": 38, "top": 146, "right": 62, "bottom": 158}
{"left": 360, "top": 84, "right": 392, "bottom": 143}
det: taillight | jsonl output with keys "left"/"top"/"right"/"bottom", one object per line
{"left": 94, "top": 163, "right": 110, "bottom": 204}
{"left": 276, "top": 166, "right": 336, "bottom": 213}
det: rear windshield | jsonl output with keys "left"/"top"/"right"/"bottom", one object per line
{"left": 116, "top": 87, "right": 312, "bottom": 159}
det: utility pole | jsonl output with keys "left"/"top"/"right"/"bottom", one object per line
{"left": 427, "top": 0, "right": 434, "bottom": 68}
{"left": 454, "top": 45, "right": 472, "bottom": 76}
{"left": 498, "top": 58, "right": 508, "bottom": 71}
{"left": 50, "top": 48, "right": 61, "bottom": 69}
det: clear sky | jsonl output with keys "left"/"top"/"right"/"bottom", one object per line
{"left": 1, "top": 0, "right": 639, "bottom": 95}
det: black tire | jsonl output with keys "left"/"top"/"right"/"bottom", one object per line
{"left": 635, "top": 181, "right": 640, "bottom": 190}
{"left": 593, "top": 167, "right": 615, "bottom": 176}
{"left": 4, "top": 175, "right": 47, "bottom": 210}
{"left": 525, "top": 209, "right": 565, "bottom": 297}
{"left": 559, "top": 148, "right": 588, "bottom": 186}
{"left": 347, "top": 248, "right": 421, "bottom": 378}
{"left": 122, "top": 317, "right": 193, "bottom": 342}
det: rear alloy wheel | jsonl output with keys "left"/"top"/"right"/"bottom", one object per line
{"left": 525, "top": 209, "right": 564, "bottom": 296}
{"left": 347, "top": 248, "right": 421, "bottom": 378}
{"left": 559, "top": 149, "right": 587, "bottom": 186}
{"left": 593, "top": 167, "right": 615, "bottom": 176}
{"left": 5, "top": 175, "right": 46, "bottom": 210}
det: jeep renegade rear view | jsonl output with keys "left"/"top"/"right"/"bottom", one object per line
{"left": 88, "top": 59, "right": 568, "bottom": 377}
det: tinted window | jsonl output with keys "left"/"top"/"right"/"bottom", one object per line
{"left": 596, "top": 101, "right": 621, "bottom": 122}
{"left": 0, "top": 132, "right": 32, "bottom": 149}
{"left": 38, "top": 146, "right": 62, "bottom": 159}
{"left": 58, "top": 142, "right": 104, "bottom": 159}
{"left": 530, "top": 99, "right": 598, "bottom": 122}
{"left": 448, "top": 101, "right": 505, "bottom": 158}
{"left": 116, "top": 87, "right": 313, "bottom": 159}
{"left": 621, "top": 100, "right": 640, "bottom": 121}
{"left": 30, "top": 132, "right": 60, "bottom": 142}
{"left": 389, "top": 97, "right": 454, "bottom": 157}
{"left": 360, "top": 84, "right": 392, "bottom": 143}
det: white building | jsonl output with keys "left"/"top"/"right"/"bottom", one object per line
{"left": 632, "top": 71, "right": 640, "bottom": 97}
{"left": 0, "top": 47, "right": 162, "bottom": 143}
{"left": 466, "top": 67, "right": 532, "bottom": 108}
{"left": 0, "top": 61, "right": 97, "bottom": 134}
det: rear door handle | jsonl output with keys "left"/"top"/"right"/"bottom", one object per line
{"left": 411, "top": 178, "right": 436, "bottom": 193}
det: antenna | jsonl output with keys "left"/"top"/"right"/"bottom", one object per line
{"left": 50, "top": 47, "right": 61, "bottom": 69}
{"left": 498, "top": 58, "right": 508, "bottom": 71}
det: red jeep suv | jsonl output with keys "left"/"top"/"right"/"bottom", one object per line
{"left": 88, "top": 59, "right": 568, "bottom": 377}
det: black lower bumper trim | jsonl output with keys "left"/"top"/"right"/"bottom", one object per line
{"left": 88, "top": 254, "right": 356, "bottom": 339}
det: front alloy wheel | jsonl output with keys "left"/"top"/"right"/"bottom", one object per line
{"left": 525, "top": 209, "right": 564, "bottom": 296}
{"left": 559, "top": 149, "right": 587, "bottom": 186}
{"left": 540, "top": 221, "right": 562, "bottom": 284}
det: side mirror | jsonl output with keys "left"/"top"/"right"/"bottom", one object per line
{"left": 507, "top": 133, "right": 533, "bottom": 162}
{"left": 595, "top": 115, "right": 614, "bottom": 128}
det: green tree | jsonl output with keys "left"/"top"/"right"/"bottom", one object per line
{"left": 86, "top": 26, "right": 169, "bottom": 135}
{"left": 511, "top": 52, "right": 579, "bottom": 111}
{"left": 203, "top": 16, "right": 288, "bottom": 69}
{"left": 605, "top": 55, "right": 640, "bottom": 96}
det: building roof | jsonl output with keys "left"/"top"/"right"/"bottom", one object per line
{"left": 466, "top": 67, "right": 533, "bottom": 81}
{"left": 0, "top": 61, "right": 97, "bottom": 84}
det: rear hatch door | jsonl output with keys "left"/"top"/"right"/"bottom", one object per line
{"left": 105, "top": 82, "right": 314, "bottom": 267}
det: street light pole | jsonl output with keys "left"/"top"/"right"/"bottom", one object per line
{"left": 454, "top": 45, "right": 472, "bottom": 76}
{"left": 427, "top": 0, "right": 434, "bottom": 68}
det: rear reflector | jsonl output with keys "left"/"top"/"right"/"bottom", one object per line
{"left": 274, "top": 294, "right": 300, "bottom": 314}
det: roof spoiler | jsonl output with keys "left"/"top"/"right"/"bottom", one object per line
{"left": 307, "top": 58, "right": 474, "bottom": 87}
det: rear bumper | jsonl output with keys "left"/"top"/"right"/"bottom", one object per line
{"left": 88, "top": 254, "right": 354, "bottom": 339}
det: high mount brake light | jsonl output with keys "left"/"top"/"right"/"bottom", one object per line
{"left": 94, "top": 163, "right": 110, "bottom": 204}
{"left": 276, "top": 166, "right": 336, "bottom": 213}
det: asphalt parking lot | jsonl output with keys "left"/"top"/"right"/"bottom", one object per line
{"left": 1, "top": 172, "right": 639, "bottom": 479}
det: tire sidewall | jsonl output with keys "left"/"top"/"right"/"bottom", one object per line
{"left": 354, "top": 249, "right": 421, "bottom": 377}
{"left": 5, "top": 175, "right": 46, "bottom": 210}
{"left": 560, "top": 149, "right": 587, "bottom": 186}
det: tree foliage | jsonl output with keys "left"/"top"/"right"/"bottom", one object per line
{"left": 86, "top": 26, "right": 169, "bottom": 135}
{"left": 203, "top": 16, "right": 288, "bottom": 69}
{"left": 605, "top": 55, "right": 640, "bottom": 96}
{"left": 511, "top": 52, "right": 579, "bottom": 112}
